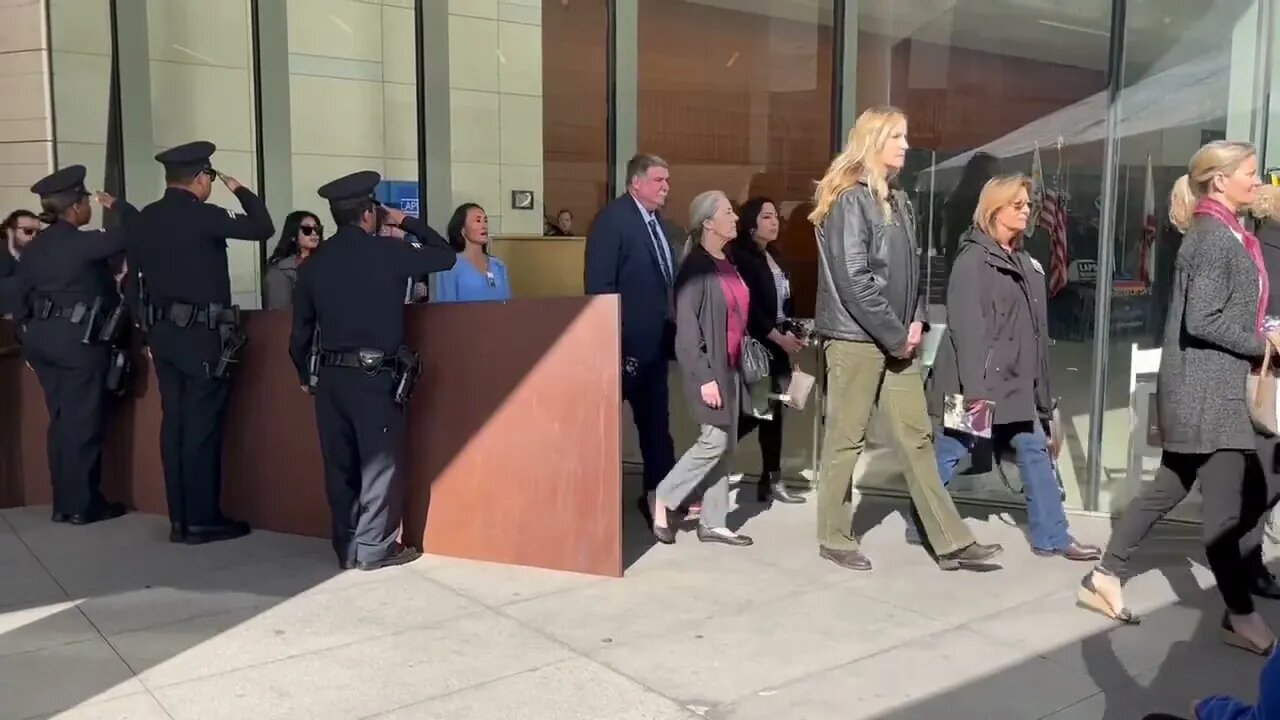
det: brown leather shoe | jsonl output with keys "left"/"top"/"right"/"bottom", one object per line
{"left": 1034, "top": 541, "right": 1102, "bottom": 562}
{"left": 819, "top": 546, "right": 872, "bottom": 571}
{"left": 937, "top": 542, "right": 1003, "bottom": 571}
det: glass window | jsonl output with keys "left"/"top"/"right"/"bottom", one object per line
{"left": 278, "top": 0, "right": 419, "bottom": 228}
{"left": 1100, "top": 0, "right": 1268, "bottom": 519}
{"left": 48, "top": 0, "right": 118, "bottom": 230}
{"left": 141, "top": 0, "right": 260, "bottom": 307}
{"left": 851, "top": 0, "right": 1112, "bottom": 509}
{"left": 636, "top": 0, "right": 837, "bottom": 317}
{"left": 543, "top": 0, "right": 609, "bottom": 237}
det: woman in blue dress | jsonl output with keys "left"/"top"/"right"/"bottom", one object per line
{"left": 431, "top": 203, "right": 511, "bottom": 303}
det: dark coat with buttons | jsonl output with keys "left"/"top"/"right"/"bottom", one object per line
{"left": 927, "top": 228, "right": 1051, "bottom": 424}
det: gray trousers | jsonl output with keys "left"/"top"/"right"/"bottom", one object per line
{"left": 656, "top": 410, "right": 739, "bottom": 530}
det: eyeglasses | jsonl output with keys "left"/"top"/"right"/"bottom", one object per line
{"left": 299, "top": 225, "right": 323, "bottom": 237}
{"left": 15, "top": 227, "right": 37, "bottom": 237}
{"left": 201, "top": 168, "right": 218, "bottom": 180}
{"left": 1008, "top": 200, "right": 1030, "bottom": 211}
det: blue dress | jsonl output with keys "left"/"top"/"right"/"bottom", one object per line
{"left": 431, "top": 254, "right": 512, "bottom": 303}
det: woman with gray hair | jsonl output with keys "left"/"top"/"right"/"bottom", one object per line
{"left": 647, "top": 190, "right": 753, "bottom": 547}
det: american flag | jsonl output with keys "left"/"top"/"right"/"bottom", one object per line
{"left": 1137, "top": 154, "right": 1156, "bottom": 285}
{"left": 1040, "top": 188, "right": 1069, "bottom": 297}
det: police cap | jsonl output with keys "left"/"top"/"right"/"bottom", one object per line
{"left": 317, "top": 170, "right": 381, "bottom": 206}
{"left": 154, "top": 140, "right": 217, "bottom": 175}
{"left": 30, "top": 164, "right": 89, "bottom": 198}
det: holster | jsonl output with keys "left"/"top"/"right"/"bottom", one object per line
{"left": 211, "top": 322, "right": 248, "bottom": 380}
{"left": 167, "top": 302, "right": 195, "bottom": 328}
{"left": 79, "top": 297, "right": 102, "bottom": 345}
{"left": 105, "top": 347, "right": 131, "bottom": 397}
{"left": 98, "top": 304, "right": 127, "bottom": 344}
{"left": 391, "top": 347, "right": 421, "bottom": 407}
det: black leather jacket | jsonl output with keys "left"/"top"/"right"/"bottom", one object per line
{"left": 814, "top": 182, "right": 925, "bottom": 353}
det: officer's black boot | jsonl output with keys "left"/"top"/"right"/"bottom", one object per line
{"left": 69, "top": 502, "right": 127, "bottom": 526}
{"left": 182, "top": 518, "right": 251, "bottom": 545}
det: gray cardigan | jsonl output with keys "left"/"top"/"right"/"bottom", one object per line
{"left": 674, "top": 245, "right": 747, "bottom": 427}
{"left": 1158, "top": 214, "right": 1268, "bottom": 454}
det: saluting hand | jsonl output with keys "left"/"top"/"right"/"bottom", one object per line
{"left": 94, "top": 192, "right": 117, "bottom": 210}
{"left": 381, "top": 206, "right": 407, "bottom": 228}
{"left": 219, "top": 173, "right": 243, "bottom": 193}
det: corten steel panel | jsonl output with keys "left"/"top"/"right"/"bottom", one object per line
{"left": 401, "top": 296, "right": 622, "bottom": 578}
{"left": 3, "top": 297, "right": 623, "bottom": 578}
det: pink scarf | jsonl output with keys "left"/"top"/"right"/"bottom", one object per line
{"left": 1194, "top": 196, "right": 1269, "bottom": 334}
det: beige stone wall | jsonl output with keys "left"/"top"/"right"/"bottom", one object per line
{"left": 446, "top": 0, "right": 544, "bottom": 235}
{"left": 0, "top": 0, "right": 53, "bottom": 216}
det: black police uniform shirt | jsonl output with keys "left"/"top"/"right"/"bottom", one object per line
{"left": 18, "top": 210, "right": 137, "bottom": 316}
{"left": 288, "top": 225, "right": 456, "bottom": 384}
{"left": 127, "top": 186, "right": 275, "bottom": 308}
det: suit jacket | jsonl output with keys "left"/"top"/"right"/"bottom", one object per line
{"left": 584, "top": 193, "right": 680, "bottom": 364}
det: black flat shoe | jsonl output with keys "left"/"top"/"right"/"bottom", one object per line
{"left": 1250, "top": 568, "right": 1280, "bottom": 600}
{"left": 51, "top": 511, "right": 70, "bottom": 524}
{"left": 696, "top": 525, "right": 753, "bottom": 547}
{"left": 70, "top": 502, "right": 128, "bottom": 526}
{"left": 181, "top": 519, "right": 251, "bottom": 545}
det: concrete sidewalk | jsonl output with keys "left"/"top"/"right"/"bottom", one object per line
{"left": 0, "top": 485, "right": 1271, "bottom": 719}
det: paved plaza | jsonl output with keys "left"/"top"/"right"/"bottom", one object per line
{"left": 0, "top": 481, "right": 1273, "bottom": 719}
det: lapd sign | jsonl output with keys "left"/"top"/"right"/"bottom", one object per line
{"left": 376, "top": 181, "right": 420, "bottom": 217}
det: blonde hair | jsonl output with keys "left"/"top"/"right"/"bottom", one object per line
{"left": 1248, "top": 183, "right": 1280, "bottom": 222}
{"left": 809, "top": 106, "right": 906, "bottom": 225}
{"left": 1169, "top": 140, "right": 1256, "bottom": 232}
{"left": 684, "top": 189, "right": 728, "bottom": 259}
{"left": 974, "top": 174, "right": 1033, "bottom": 238}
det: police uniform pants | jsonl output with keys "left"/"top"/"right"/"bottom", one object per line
{"left": 314, "top": 366, "right": 405, "bottom": 565}
{"left": 28, "top": 352, "right": 109, "bottom": 516}
{"left": 154, "top": 357, "right": 230, "bottom": 528}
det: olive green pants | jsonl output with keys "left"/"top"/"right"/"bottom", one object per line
{"left": 816, "top": 340, "right": 975, "bottom": 556}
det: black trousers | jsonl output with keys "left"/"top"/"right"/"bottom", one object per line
{"left": 623, "top": 358, "right": 675, "bottom": 493}
{"left": 1101, "top": 447, "right": 1279, "bottom": 615}
{"left": 314, "top": 367, "right": 404, "bottom": 565}
{"left": 738, "top": 405, "right": 783, "bottom": 474}
{"left": 28, "top": 352, "right": 110, "bottom": 516}
{"left": 154, "top": 357, "right": 230, "bottom": 528}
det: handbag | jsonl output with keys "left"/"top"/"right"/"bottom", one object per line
{"left": 782, "top": 366, "right": 816, "bottom": 410}
{"left": 724, "top": 276, "right": 771, "bottom": 385}
{"left": 1249, "top": 336, "right": 1280, "bottom": 436}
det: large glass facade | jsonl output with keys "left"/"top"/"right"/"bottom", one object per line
{"left": 23, "top": 0, "right": 1280, "bottom": 517}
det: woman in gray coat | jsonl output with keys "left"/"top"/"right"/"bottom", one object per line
{"left": 648, "top": 190, "right": 753, "bottom": 547}
{"left": 263, "top": 210, "right": 323, "bottom": 309}
{"left": 1079, "top": 140, "right": 1280, "bottom": 655}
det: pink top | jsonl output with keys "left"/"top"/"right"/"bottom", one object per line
{"left": 714, "top": 257, "right": 750, "bottom": 369}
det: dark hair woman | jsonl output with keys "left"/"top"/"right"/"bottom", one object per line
{"left": 727, "top": 196, "right": 806, "bottom": 505}
{"left": 432, "top": 203, "right": 511, "bottom": 303}
{"left": 263, "top": 210, "right": 322, "bottom": 309}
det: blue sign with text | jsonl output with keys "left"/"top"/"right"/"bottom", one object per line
{"left": 375, "top": 181, "right": 421, "bottom": 218}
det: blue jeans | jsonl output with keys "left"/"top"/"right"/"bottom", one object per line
{"left": 905, "top": 422, "right": 1071, "bottom": 553}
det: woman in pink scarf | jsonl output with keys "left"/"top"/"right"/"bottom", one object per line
{"left": 1078, "top": 141, "right": 1280, "bottom": 655}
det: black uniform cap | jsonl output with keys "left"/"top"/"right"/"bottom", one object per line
{"left": 317, "top": 170, "right": 381, "bottom": 211}
{"left": 155, "top": 140, "right": 217, "bottom": 175}
{"left": 30, "top": 164, "right": 89, "bottom": 198}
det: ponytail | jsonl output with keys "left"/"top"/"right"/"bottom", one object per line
{"left": 1168, "top": 174, "right": 1196, "bottom": 232}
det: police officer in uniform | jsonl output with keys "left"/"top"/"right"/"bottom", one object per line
{"left": 289, "top": 171, "right": 455, "bottom": 570}
{"left": 19, "top": 165, "right": 135, "bottom": 524}
{"left": 126, "top": 141, "right": 275, "bottom": 544}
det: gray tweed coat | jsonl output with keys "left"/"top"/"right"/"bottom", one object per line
{"left": 1158, "top": 214, "right": 1268, "bottom": 454}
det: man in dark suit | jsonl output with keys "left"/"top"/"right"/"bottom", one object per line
{"left": 585, "top": 154, "right": 678, "bottom": 515}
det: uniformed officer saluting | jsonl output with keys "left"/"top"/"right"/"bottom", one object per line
{"left": 19, "top": 165, "right": 136, "bottom": 524}
{"left": 289, "top": 171, "right": 455, "bottom": 571}
{"left": 126, "top": 141, "right": 275, "bottom": 544}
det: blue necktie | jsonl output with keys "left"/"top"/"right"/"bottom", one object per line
{"left": 647, "top": 218, "right": 673, "bottom": 285}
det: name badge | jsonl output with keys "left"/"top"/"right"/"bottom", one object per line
{"left": 1028, "top": 257, "right": 1045, "bottom": 275}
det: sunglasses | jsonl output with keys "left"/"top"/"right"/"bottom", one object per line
{"left": 201, "top": 168, "right": 218, "bottom": 180}
{"left": 15, "top": 227, "right": 37, "bottom": 237}
{"left": 299, "top": 225, "right": 323, "bottom": 237}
